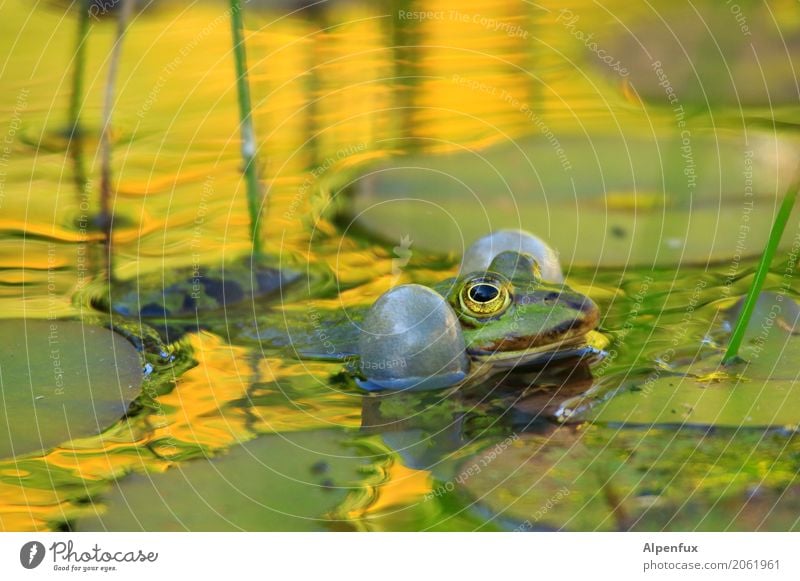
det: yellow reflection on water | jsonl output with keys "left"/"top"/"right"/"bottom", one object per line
{"left": 348, "top": 461, "right": 432, "bottom": 521}
{"left": 0, "top": 0, "right": 650, "bottom": 308}
{"left": 0, "top": 483, "right": 77, "bottom": 532}
{"left": 149, "top": 332, "right": 253, "bottom": 452}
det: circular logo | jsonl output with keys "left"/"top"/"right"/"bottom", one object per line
{"left": 19, "top": 541, "right": 46, "bottom": 569}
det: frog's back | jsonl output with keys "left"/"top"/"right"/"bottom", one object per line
{"left": 236, "top": 305, "right": 367, "bottom": 361}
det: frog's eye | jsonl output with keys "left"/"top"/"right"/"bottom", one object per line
{"left": 459, "top": 277, "right": 511, "bottom": 318}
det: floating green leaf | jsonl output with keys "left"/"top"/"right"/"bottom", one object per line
{"left": 0, "top": 320, "right": 143, "bottom": 459}
{"left": 75, "top": 430, "right": 370, "bottom": 531}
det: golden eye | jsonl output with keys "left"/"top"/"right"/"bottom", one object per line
{"left": 459, "top": 277, "right": 511, "bottom": 317}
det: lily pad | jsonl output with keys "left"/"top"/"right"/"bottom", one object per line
{"left": 74, "top": 430, "right": 369, "bottom": 531}
{"left": 345, "top": 131, "right": 800, "bottom": 267}
{"left": 588, "top": 372, "right": 800, "bottom": 428}
{"left": 454, "top": 425, "right": 800, "bottom": 531}
{"left": 452, "top": 427, "right": 635, "bottom": 531}
{"left": 586, "top": 293, "right": 800, "bottom": 428}
{"left": 0, "top": 319, "right": 143, "bottom": 459}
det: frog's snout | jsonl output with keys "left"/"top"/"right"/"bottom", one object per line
{"left": 556, "top": 291, "right": 601, "bottom": 330}
{"left": 525, "top": 290, "right": 599, "bottom": 348}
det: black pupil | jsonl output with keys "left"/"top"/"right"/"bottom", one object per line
{"left": 469, "top": 284, "right": 499, "bottom": 303}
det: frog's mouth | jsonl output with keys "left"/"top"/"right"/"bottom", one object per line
{"left": 467, "top": 294, "right": 601, "bottom": 366}
{"left": 474, "top": 335, "right": 598, "bottom": 369}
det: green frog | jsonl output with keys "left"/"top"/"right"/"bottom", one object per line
{"left": 241, "top": 230, "right": 602, "bottom": 391}
{"left": 349, "top": 247, "right": 601, "bottom": 391}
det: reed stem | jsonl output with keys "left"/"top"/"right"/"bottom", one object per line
{"left": 68, "top": 1, "right": 92, "bottom": 200}
{"left": 68, "top": 0, "right": 92, "bottom": 137}
{"left": 229, "top": 0, "right": 263, "bottom": 257}
{"left": 723, "top": 172, "right": 800, "bottom": 364}
{"left": 99, "top": 0, "right": 135, "bottom": 278}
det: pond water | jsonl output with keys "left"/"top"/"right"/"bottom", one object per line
{"left": 1, "top": 0, "right": 800, "bottom": 531}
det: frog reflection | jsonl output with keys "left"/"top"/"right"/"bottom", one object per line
{"left": 359, "top": 361, "right": 596, "bottom": 470}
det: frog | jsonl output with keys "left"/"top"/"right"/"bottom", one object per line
{"left": 239, "top": 230, "right": 603, "bottom": 392}
{"left": 351, "top": 246, "right": 601, "bottom": 391}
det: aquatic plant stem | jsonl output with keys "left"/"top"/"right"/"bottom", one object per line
{"left": 99, "top": 0, "right": 134, "bottom": 279}
{"left": 68, "top": 0, "right": 92, "bottom": 137}
{"left": 723, "top": 172, "right": 800, "bottom": 365}
{"left": 229, "top": 0, "right": 264, "bottom": 257}
{"left": 68, "top": 1, "right": 92, "bottom": 198}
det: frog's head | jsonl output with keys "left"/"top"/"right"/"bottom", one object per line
{"left": 441, "top": 251, "right": 600, "bottom": 366}
{"left": 357, "top": 249, "right": 601, "bottom": 392}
